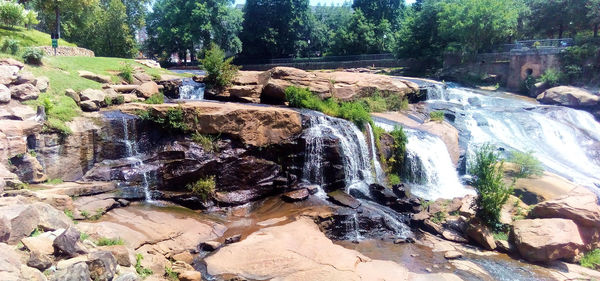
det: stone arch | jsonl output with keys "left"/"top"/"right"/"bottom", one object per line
{"left": 520, "top": 63, "right": 542, "bottom": 80}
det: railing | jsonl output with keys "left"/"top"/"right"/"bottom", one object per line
{"left": 492, "top": 38, "right": 574, "bottom": 53}
{"left": 235, "top": 53, "right": 396, "bottom": 65}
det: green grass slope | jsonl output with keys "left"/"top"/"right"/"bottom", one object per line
{"left": 0, "top": 26, "right": 76, "bottom": 48}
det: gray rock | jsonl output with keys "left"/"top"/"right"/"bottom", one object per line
{"left": 0, "top": 65, "right": 19, "bottom": 84}
{"left": 80, "top": 101, "right": 99, "bottom": 112}
{"left": 10, "top": 83, "right": 40, "bottom": 101}
{"left": 114, "top": 273, "right": 140, "bottom": 281}
{"left": 86, "top": 251, "right": 117, "bottom": 281}
{"left": 52, "top": 262, "right": 91, "bottom": 281}
{"left": 327, "top": 190, "right": 361, "bottom": 209}
{"left": 8, "top": 202, "right": 72, "bottom": 243}
{"left": 0, "top": 216, "right": 10, "bottom": 242}
{"left": 14, "top": 71, "right": 36, "bottom": 85}
{"left": 34, "top": 77, "right": 49, "bottom": 93}
{"left": 27, "top": 251, "right": 53, "bottom": 271}
{"left": 53, "top": 227, "right": 87, "bottom": 258}
{"left": 79, "top": 89, "right": 106, "bottom": 106}
{"left": 10, "top": 154, "right": 47, "bottom": 183}
{"left": 65, "top": 89, "right": 80, "bottom": 104}
{"left": 0, "top": 84, "right": 10, "bottom": 103}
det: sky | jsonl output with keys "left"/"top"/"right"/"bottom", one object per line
{"left": 233, "top": 0, "right": 416, "bottom": 6}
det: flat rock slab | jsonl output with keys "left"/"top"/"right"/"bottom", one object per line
{"left": 77, "top": 206, "right": 226, "bottom": 255}
{"left": 327, "top": 190, "right": 361, "bottom": 209}
{"left": 37, "top": 181, "right": 116, "bottom": 197}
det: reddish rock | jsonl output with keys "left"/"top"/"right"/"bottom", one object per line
{"left": 134, "top": 81, "right": 159, "bottom": 98}
{"left": 512, "top": 218, "right": 584, "bottom": 263}
{"left": 282, "top": 188, "right": 310, "bottom": 202}
{"left": 465, "top": 218, "right": 496, "bottom": 250}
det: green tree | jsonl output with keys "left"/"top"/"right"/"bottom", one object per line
{"left": 352, "top": 0, "right": 405, "bottom": 28}
{"left": 437, "top": 0, "right": 525, "bottom": 54}
{"left": 200, "top": 43, "right": 239, "bottom": 89}
{"left": 0, "top": 1, "right": 25, "bottom": 27}
{"left": 523, "top": 0, "right": 588, "bottom": 39}
{"left": 239, "top": 0, "right": 312, "bottom": 59}
{"left": 31, "top": 0, "right": 96, "bottom": 39}
{"left": 90, "top": 0, "right": 137, "bottom": 57}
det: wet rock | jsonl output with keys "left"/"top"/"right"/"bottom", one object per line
{"left": 442, "top": 229, "right": 468, "bottom": 243}
{"left": 444, "top": 251, "right": 462, "bottom": 260}
{"left": 179, "top": 270, "right": 202, "bottom": 281}
{"left": 10, "top": 83, "right": 40, "bottom": 101}
{"left": 78, "top": 70, "right": 111, "bottom": 84}
{"left": 10, "top": 154, "right": 47, "bottom": 183}
{"left": 281, "top": 188, "right": 309, "bottom": 202}
{"left": 0, "top": 216, "right": 10, "bottom": 242}
{"left": 53, "top": 227, "right": 87, "bottom": 258}
{"left": 99, "top": 245, "right": 130, "bottom": 267}
{"left": 495, "top": 240, "right": 515, "bottom": 254}
{"left": 465, "top": 218, "right": 496, "bottom": 250}
{"left": 52, "top": 262, "right": 91, "bottom": 281}
{"left": 0, "top": 84, "right": 10, "bottom": 103}
{"left": 80, "top": 101, "right": 99, "bottom": 112}
{"left": 134, "top": 81, "right": 159, "bottom": 98}
{"left": 513, "top": 218, "right": 584, "bottom": 263}
{"left": 225, "top": 234, "right": 241, "bottom": 244}
{"left": 157, "top": 79, "right": 182, "bottom": 99}
{"left": 27, "top": 251, "right": 52, "bottom": 271}
{"left": 327, "top": 190, "right": 361, "bottom": 209}
{"left": 199, "top": 241, "right": 221, "bottom": 252}
{"left": 86, "top": 251, "right": 117, "bottom": 281}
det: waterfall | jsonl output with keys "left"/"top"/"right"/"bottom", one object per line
{"left": 427, "top": 85, "right": 600, "bottom": 190}
{"left": 301, "top": 111, "right": 375, "bottom": 196}
{"left": 374, "top": 119, "right": 473, "bottom": 200}
{"left": 366, "top": 123, "right": 385, "bottom": 184}
{"left": 119, "top": 115, "right": 155, "bottom": 203}
{"left": 179, "top": 78, "right": 205, "bottom": 100}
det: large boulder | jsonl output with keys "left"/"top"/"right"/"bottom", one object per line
{"left": 53, "top": 227, "right": 87, "bottom": 258}
{"left": 134, "top": 81, "right": 159, "bottom": 98}
{"left": 14, "top": 71, "right": 36, "bottom": 85}
{"left": 78, "top": 70, "right": 111, "bottom": 84}
{"left": 33, "top": 77, "right": 49, "bottom": 93}
{"left": 465, "top": 218, "right": 496, "bottom": 250}
{"left": 10, "top": 154, "right": 47, "bottom": 183}
{"left": 512, "top": 218, "right": 584, "bottom": 263}
{"left": 0, "top": 84, "right": 10, "bottom": 103}
{"left": 5, "top": 202, "right": 72, "bottom": 243}
{"left": 52, "top": 262, "right": 91, "bottom": 281}
{"left": 86, "top": 251, "right": 117, "bottom": 281}
{"left": 0, "top": 65, "right": 19, "bottom": 84}
{"left": 79, "top": 89, "right": 106, "bottom": 106}
{"left": 10, "top": 83, "right": 40, "bottom": 101}
{"left": 0, "top": 216, "right": 10, "bottom": 242}
{"left": 537, "top": 86, "right": 600, "bottom": 107}
{"left": 530, "top": 187, "right": 600, "bottom": 228}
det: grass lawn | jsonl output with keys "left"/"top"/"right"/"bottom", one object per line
{"left": 0, "top": 26, "right": 76, "bottom": 48}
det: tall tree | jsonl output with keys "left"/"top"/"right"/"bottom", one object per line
{"left": 524, "top": 0, "right": 588, "bottom": 39}
{"left": 32, "top": 0, "right": 96, "bottom": 39}
{"left": 352, "top": 0, "right": 404, "bottom": 27}
{"left": 239, "top": 0, "right": 312, "bottom": 59}
{"left": 91, "top": 0, "right": 137, "bottom": 57}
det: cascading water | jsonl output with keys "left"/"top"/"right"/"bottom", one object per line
{"left": 179, "top": 78, "right": 205, "bottom": 100}
{"left": 366, "top": 123, "right": 386, "bottom": 184}
{"left": 301, "top": 111, "right": 374, "bottom": 196}
{"left": 374, "top": 118, "right": 474, "bottom": 200}
{"left": 426, "top": 85, "right": 600, "bottom": 191}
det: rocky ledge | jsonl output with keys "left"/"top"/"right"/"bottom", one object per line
{"left": 198, "top": 66, "right": 420, "bottom": 104}
{"left": 537, "top": 86, "right": 600, "bottom": 119}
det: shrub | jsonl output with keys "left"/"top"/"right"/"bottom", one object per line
{"left": 509, "top": 150, "right": 543, "bottom": 179}
{"left": 138, "top": 107, "right": 188, "bottom": 133}
{"left": 520, "top": 75, "right": 536, "bottom": 94}
{"left": 429, "top": 111, "right": 444, "bottom": 122}
{"left": 581, "top": 249, "right": 600, "bottom": 270}
{"left": 200, "top": 43, "right": 239, "bottom": 89}
{"left": 191, "top": 133, "right": 219, "bottom": 153}
{"left": 388, "top": 174, "right": 401, "bottom": 186}
{"left": 96, "top": 237, "right": 124, "bottom": 246}
{"left": 186, "top": 176, "right": 216, "bottom": 202}
{"left": 492, "top": 231, "right": 509, "bottom": 241}
{"left": 46, "top": 178, "right": 63, "bottom": 185}
{"left": 33, "top": 93, "right": 79, "bottom": 136}
{"left": 338, "top": 102, "right": 371, "bottom": 129}
{"left": 469, "top": 144, "right": 513, "bottom": 229}
{"left": 386, "top": 126, "right": 408, "bottom": 180}
{"left": 144, "top": 93, "right": 165, "bottom": 104}
{"left": 538, "top": 68, "right": 562, "bottom": 87}
{"left": 0, "top": 1, "right": 24, "bottom": 27}
{"left": 164, "top": 266, "right": 178, "bottom": 281}
{"left": 22, "top": 47, "right": 43, "bottom": 65}
{"left": 431, "top": 211, "right": 447, "bottom": 224}
{"left": 1, "top": 38, "right": 19, "bottom": 55}
{"left": 361, "top": 93, "right": 387, "bottom": 112}
{"left": 23, "top": 10, "right": 38, "bottom": 29}
{"left": 119, "top": 63, "right": 134, "bottom": 84}
{"left": 79, "top": 232, "right": 90, "bottom": 241}
{"left": 285, "top": 86, "right": 321, "bottom": 109}
{"left": 135, "top": 254, "right": 153, "bottom": 278}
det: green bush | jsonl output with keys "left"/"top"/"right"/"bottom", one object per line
{"left": 144, "top": 93, "right": 165, "bottom": 104}
{"left": 137, "top": 107, "right": 189, "bottom": 133}
{"left": 429, "top": 111, "right": 444, "bottom": 122}
{"left": 22, "top": 47, "right": 43, "bottom": 65}
{"left": 119, "top": 63, "right": 134, "bottom": 84}
{"left": 46, "top": 178, "right": 63, "bottom": 185}
{"left": 135, "top": 254, "right": 153, "bottom": 278}
{"left": 0, "top": 1, "right": 24, "bottom": 27}
{"left": 469, "top": 144, "right": 513, "bottom": 229}
{"left": 384, "top": 126, "right": 408, "bottom": 181}
{"left": 509, "top": 150, "right": 544, "bottom": 179}
{"left": 580, "top": 249, "right": 600, "bottom": 270}
{"left": 31, "top": 93, "right": 80, "bottom": 136}
{"left": 338, "top": 102, "right": 371, "bottom": 130}
{"left": 200, "top": 43, "right": 239, "bottom": 89}
{"left": 96, "top": 237, "right": 125, "bottom": 246}
{"left": 520, "top": 75, "right": 536, "bottom": 94}
{"left": 23, "top": 10, "right": 38, "bottom": 29}
{"left": 538, "top": 68, "right": 562, "bottom": 87}
{"left": 388, "top": 174, "right": 401, "bottom": 185}
{"left": 492, "top": 231, "right": 509, "bottom": 241}
{"left": 1, "top": 38, "right": 19, "bottom": 54}
{"left": 191, "top": 133, "right": 219, "bottom": 153}
{"left": 186, "top": 176, "right": 216, "bottom": 202}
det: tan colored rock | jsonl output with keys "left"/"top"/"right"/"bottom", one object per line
{"left": 4, "top": 202, "right": 72, "bottom": 243}
{"left": 110, "top": 85, "right": 139, "bottom": 93}
{"left": 499, "top": 195, "right": 528, "bottom": 224}
{"left": 33, "top": 77, "right": 49, "bottom": 93}
{"left": 419, "top": 121, "right": 461, "bottom": 166}
{"left": 65, "top": 89, "right": 80, "bottom": 104}
{"left": 537, "top": 86, "right": 599, "bottom": 107}
{"left": 119, "top": 102, "right": 302, "bottom": 147}
{"left": 135, "top": 59, "right": 161, "bottom": 69}
{"left": 205, "top": 217, "right": 412, "bottom": 281}
{"left": 80, "top": 89, "right": 106, "bottom": 105}
{"left": 0, "top": 58, "right": 24, "bottom": 69}
{"left": 10, "top": 83, "right": 40, "bottom": 101}
{"left": 0, "top": 120, "right": 42, "bottom": 160}
{"left": 444, "top": 250, "right": 462, "bottom": 260}
{"left": 37, "top": 181, "right": 115, "bottom": 197}
{"left": 179, "top": 270, "right": 202, "bottom": 281}
{"left": 465, "top": 218, "right": 496, "bottom": 250}
{"left": 134, "top": 81, "right": 159, "bottom": 98}
{"left": 78, "top": 70, "right": 112, "bottom": 84}
{"left": 0, "top": 84, "right": 10, "bottom": 103}
{"left": 530, "top": 187, "right": 600, "bottom": 228}
{"left": 21, "top": 235, "right": 55, "bottom": 255}
{"left": 0, "top": 65, "right": 19, "bottom": 84}
{"left": 133, "top": 72, "right": 153, "bottom": 85}
{"left": 513, "top": 218, "right": 584, "bottom": 262}
{"left": 99, "top": 245, "right": 131, "bottom": 267}
{"left": 0, "top": 100, "right": 37, "bottom": 120}
{"left": 14, "top": 71, "right": 35, "bottom": 85}
{"left": 172, "top": 251, "right": 194, "bottom": 264}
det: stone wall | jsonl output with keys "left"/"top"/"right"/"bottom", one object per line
{"left": 37, "top": 46, "right": 95, "bottom": 57}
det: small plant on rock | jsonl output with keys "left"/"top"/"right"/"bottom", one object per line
{"left": 469, "top": 143, "right": 514, "bottom": 229}
{"left": 431, "top": 211, "right": 447, "bottom": 224}
{"left": 119, "top": 63, "right": 134, "bottom": 84}
{"left": 186, "top": 176, "right": 216, "bottom": 202}
{"left": 164, "top": 266, "right": 179, "bottom": 281}
{"left": 135, "top": 254, "right": 153, "bottom": 278}
{"left": 96, "top": 237, "right": 124, "bottom": 246}
{"left": 581, "top": 249, "right": 600, "bottom": 270}
{"left": 191, "top": 133, "right": 219, "bottom": 153}
{"left": 144, "top": 93, "right": 165, "bottom": 104}
{"left": 509, "top": 150, "right": 543, "bottom": 179}
{"left": 429, "top": 111, "right": 445, "bottom": 122}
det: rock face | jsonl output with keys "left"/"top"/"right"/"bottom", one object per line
{"left": 205, "top": 218, "right": 413, "bottom": 280}
{"left": 134, "top": 81, "right": 159, "bottom": 98}
{"left": 512, "top": 218, "right": 584, "bottom": 263}
{"left": 537, "top": 86, "right": 599, "bottom": 107}
{"left": 53, "top": 227, "right": 87, "bottom": 258}
{"left": 210, "top": 67, "right": 419, "bottom": 104}
{"left": 3, "top": 202, "right": 72, "bottom": 243}
{"left": 0, "top": 84, "right": 10, "bottom": 103}
{"left": 465, "top": 219, "right": 496, "bottom": 250}
{"left": 86, "top": 251, "right": 117, "bottom": 281}
{"left": 10, "top": 154, "right": 47, "bottom": 183}
{"left": 530, "top": 188, "right": 600, "bottom": 228}
{"left": 10, "top": 83, "right": 40, "bottom": 101}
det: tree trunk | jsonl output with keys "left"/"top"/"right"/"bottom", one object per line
{"left": 559, "top": 23, "right": 564, "bottom": 39}
{"left": 55, "top": 1, "right": 61, "bottom": 39}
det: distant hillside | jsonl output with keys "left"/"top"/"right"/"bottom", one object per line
{"left": 0, "top": 26, "right": 76, "bottom": 48}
